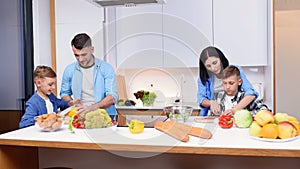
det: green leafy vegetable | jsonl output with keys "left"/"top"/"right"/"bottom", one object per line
{"left": 234, "top": 109, "right": 253, "bottom": 128}
{"left": 134, "top": 90, "right": 157, "bottom": 106}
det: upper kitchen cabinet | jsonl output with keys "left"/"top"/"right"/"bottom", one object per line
{"left": 115, "top": 0, "right": 213, "bottom": 68}
{"left": 213, "top": 0, "right": 268, "bottom": 66}
{"left": 163, "top": 0, "right": 213, "bottom": 68}
{"left": 115, "top": 4, "right": 164, "bottom": 68}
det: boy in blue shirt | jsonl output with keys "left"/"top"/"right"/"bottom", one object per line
{"left": 19, "top": 66, "right": 77, "bottom": 128}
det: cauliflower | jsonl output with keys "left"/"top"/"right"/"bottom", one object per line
{"left": 83, "top": 109, "right": 112, "bottom": 129}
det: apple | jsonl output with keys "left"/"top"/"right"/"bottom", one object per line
{"left": 287, "top": 115, "right": 298, "bottom": 122}
{"left": 255, "top": 110, "right": 274, "bottom": 126}
{"left": 289, "top": 121, "right": 300, "bottom": 136}
{"left": 277, "top": 121, "right": 297, "bottom": 139}
{"left": 249, "top": 121, "right": 262, "bottom": 138}
{"left": 274, "top": 112, "right": 289, "bottom": 124}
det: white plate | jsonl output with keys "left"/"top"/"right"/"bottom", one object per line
{"left": 250, "top": 135, "right": 300, "bottom": 143}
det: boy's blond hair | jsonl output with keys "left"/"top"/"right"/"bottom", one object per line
{"left": 34, "top": 65, "right": 56, "bottom": 81}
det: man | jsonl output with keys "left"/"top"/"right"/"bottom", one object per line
{"left": 60, "top": 33, "right": 118, "bottom": 118}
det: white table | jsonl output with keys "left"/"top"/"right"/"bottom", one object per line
{"left": 1, "top": 118, "right": 300, "bottom": 169}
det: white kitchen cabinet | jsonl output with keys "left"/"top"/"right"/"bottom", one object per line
{"left": 213, "top": 0, "right": 268, "bottom": 66}
{"left": 115, "top": 0, "right": 213, "bottom": 68}
{"left": 115, "top": 4, "right": 164, "bottom": 68}
{"left": 163, "top": 0, "right": 213, "bottom": 68}
{"left": 115, "top": 0, "right": 268, "bottom": 68}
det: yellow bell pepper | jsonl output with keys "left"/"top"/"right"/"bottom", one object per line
{"left": 128, "top": 119, "right": 144, "bottom": 134}
{"left": 68, "top": 107, "right": 77, "bottom": 117}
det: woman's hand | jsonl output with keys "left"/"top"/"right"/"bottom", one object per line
{"left": 210, "top": 100, "right": 221, "bottom": 116}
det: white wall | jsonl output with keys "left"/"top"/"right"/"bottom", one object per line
{"left": 33, "top": 0, "right": 104, "bottom": 96}
{"left": 117, "top": 67, "right": 267, "bottom": 108}
{"left": 33, "top": 0, "right": 52, "bottom": 67}
{"left": 55, "top": 0, "right": 104, "bottom": 97}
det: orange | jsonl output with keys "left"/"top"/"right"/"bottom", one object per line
{"left": 261, "top": 123, "right": 278, "bottom": 139}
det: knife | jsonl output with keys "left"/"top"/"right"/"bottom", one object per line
{"left": 59, "top": 106, "right": 74, "bottom": 116}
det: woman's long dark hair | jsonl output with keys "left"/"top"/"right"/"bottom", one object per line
{"left": 199, "top": 46, "right": 229, "bottom": 85}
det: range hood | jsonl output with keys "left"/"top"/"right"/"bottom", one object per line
{"left": 90, "top": 0, "right": 165, "bottom": 7}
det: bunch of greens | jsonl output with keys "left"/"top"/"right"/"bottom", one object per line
{"left": 134, "top": 90, "right": 157, "bottom": 106}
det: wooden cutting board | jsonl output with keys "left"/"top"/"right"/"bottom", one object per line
{"left": 154, "top": 121, "right": 190, "bottom": 142}
{"left": 154, "top": 121, "right": 212, "bottom": 142}
{"left": 117, "top": 75, "right": 128, "bottom": 100}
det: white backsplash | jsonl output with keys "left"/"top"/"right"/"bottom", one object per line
{"left": 116, "top": 66, "right": 267, "bottom": 107}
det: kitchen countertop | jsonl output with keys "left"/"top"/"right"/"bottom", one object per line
{"left": 1, "top": 117, "right": 300, "bottom": 157}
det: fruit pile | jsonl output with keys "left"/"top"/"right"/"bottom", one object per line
{"left": 249, "top": 110, "right": 300, "bottom": 139}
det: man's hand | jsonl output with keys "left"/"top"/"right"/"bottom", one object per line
{"left": 76, "top": 103, "right": 99, "bottom": 114}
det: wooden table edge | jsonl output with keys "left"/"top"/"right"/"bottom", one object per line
{"left": 1, "top": 138, "right": 300, "bottom": 158}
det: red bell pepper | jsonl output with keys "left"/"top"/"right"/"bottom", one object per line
{"left": 218, "top": 115, "right": 234, "bottom": 129}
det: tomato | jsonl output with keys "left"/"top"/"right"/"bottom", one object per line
{"left": 71, "top": 114, "right": 85, "bottom": 129}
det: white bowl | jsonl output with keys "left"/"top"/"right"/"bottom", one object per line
{"left": 163, "top": 105, "right": 193, "bottom": 122}
{"left": 35, "top": 113, "right": 63, "bottom": 132}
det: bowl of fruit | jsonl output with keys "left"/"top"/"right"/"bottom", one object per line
{"left": 35, "top": 113, "right": 63, "bottom": 132}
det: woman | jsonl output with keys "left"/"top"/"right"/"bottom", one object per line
{"left": 197, "top": 46, "right": 258, "bottom": 116}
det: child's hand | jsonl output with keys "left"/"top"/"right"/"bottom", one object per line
{"left": 222, "top": 109, "right": 235, "bottom": 116}
{"left": 68, "top": 98, "right": 82, "bottom": 106}
{"left": 73, "top": 98, "right": 82, "bottom": 106}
